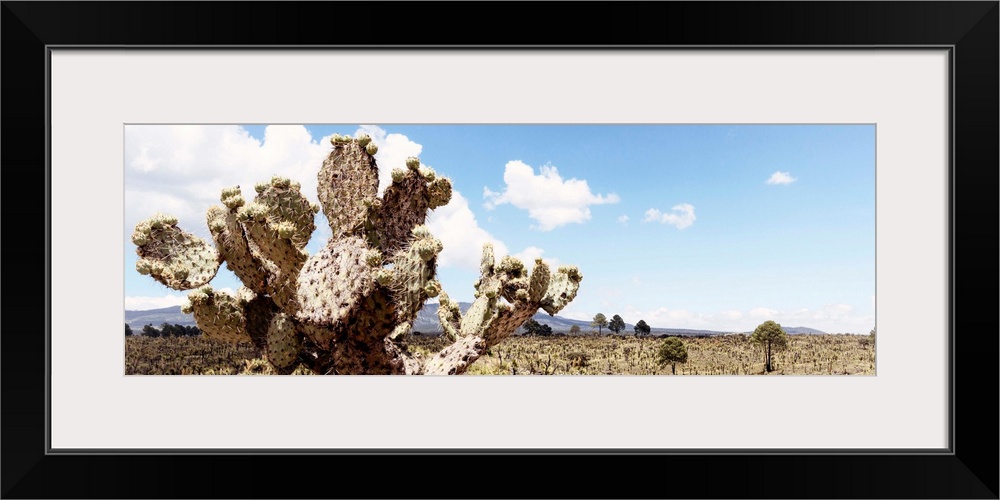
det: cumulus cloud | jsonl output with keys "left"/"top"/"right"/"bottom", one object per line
{"left": 623, "top": 305, "right": 714, "bottom": 330}
{"left": 426, "top": 190, "right": 509, "bottom": 270}
{"left": 766, "top": 171, "right": 796, "bottom": 185}
{"left": 617, "top": 215, "right": 629, "bottom": 225}
{"left": 750, "top": 307, "right": 779, "bottom": 318}
{"left": 720, "top": 310, "right": 744, "bottom": 321}
{"left": 483, "top": 161, "right": 619, "bottom": 231}
{"left": 643, "top": 204, "right": 696, "bottom": 229}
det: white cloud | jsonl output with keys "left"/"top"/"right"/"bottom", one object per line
{"left": 617, "top": 215, "right": 629, "bottom": 225}
{"left": 623, "top": 305, "right": 714, "bottom": 330}
{"left": 426, "top": 190, "right": 509, "bottom": 270}
{"left": 124, "top": 294, "right": 187, "bottom": 311}
{"left": 125, "top": 125, "right": 333, "bottom": 244}
{"left": 766, "top": 171, "right": 796, "bottom": 185}
{"left": 720, "top": 310, "right": 744, "bottom": 321}
{"left": 643, "top": 204, "right": 696, "bottom": 229}
{"left": 483, "top": 161, "right": 619, "bottom": 231}
{"left": 750, "top": 307, "right": 779, "bottom": 318}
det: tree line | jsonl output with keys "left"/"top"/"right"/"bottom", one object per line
{"left": 590, "top": 313, "right": 650, "bottom": 337}
{"left": 125, "top": 323, "right": 202, "bottom": 337}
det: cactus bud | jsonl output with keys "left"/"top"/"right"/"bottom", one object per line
{"left": 375, "top": 269, "right": 393, "bottom": 287}
{"left": 414, "top": 238, "right": 441, "bottom": 261}
{"left": 254, "top": 181, "right": 269, "bottom": 194}
{"left": 411, "top": 225, "right": 431, "bottom": 238}
{"left": 424, "top": 280, "right": 442, "bottom": 298}
{"left": 221, "top": 186, "right": 242, "bottom": 199}
{"left": 237, "top": 203, "right": 268, "bottom": 222}
{"left": 149, "top": 261, "right": 165, "bottom": 275}
{"left": 418, "top": 166, "right": 435, "bottom": 181}
{"left": 222, "top": 194, "right": 245, "bottom": 209}
{"left": 270, "top": 175, "right": 291, "bottom": 189}
{"left": 558, "top": 265, "right": 583, "bottom": 283}
{"left": 274, "top": 221, "right": 296, "bottom": 239}
{"left": 180, "top": 301, "right": 193, "bottom": 314}
{"left": 356, "top": 134, "right": 371, "bottom": 147}
{"left": 135, "top": 258, "right": 153, "bottom": 275}
{"left": 405, "top": 157, "right": 420, "bottom": 170}
{"left": 427, "top": 177, "right": 452, "bottom": 209}
{"left": 365, "top": 249, "right": 383, "bottom": 267}
{"left": 366, "top": 142, "right": 379, "bottom": 155}
{"left": 391, "top": 168, "right": 406, "bottom": 183}
{"left": 131, "top": 230, "right": 149, "bottom": 247}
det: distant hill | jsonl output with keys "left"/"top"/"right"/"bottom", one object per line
{"left": 125, "top": 306, "right": 196, "bottom": 329}
{"left": 777, "top": 326, "right": 826, "bottom": 335}
{"left": 125, "top": 304, "right": 827, "bottom": 336}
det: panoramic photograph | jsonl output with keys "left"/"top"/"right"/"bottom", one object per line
{"left": 124, "top": 124, "right": 876, "bottom": 375}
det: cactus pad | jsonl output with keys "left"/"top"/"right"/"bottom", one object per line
{"left": 318, "top": 139, "right": 379, "bottom": 239}
{"left": 132, "top": 213, "right": 220, "bottom": 290}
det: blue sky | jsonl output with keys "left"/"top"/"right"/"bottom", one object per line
{"left": 124, "top": 124, "right": 875, "bottom": 333}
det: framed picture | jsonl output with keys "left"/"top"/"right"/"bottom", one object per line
{"left": 4, "top": 2, "right": 996, "bottom": 498}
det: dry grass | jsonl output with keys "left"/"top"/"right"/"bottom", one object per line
{"left": 126, "top": 334, "right": 874, "bottom": 375}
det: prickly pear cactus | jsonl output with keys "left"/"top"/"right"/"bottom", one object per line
{"left": 131, "top": 135, "right": 583, "bottom": 374}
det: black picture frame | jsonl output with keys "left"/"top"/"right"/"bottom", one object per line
{"left": 3, "top": 2, "right": 996, "bottom": 498}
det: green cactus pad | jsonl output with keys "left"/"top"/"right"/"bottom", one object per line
{"left": 206, "top": 205, "right": 271, "bottom": 294}
{"left": 318, "top": 140, "right": 379, "bottom": 239}
{"left": 188, "top": 287, "right": 251, "bottom": 343}
{"left": 386, "top": 232, "right": 442, "bottom": 324}
{"left": 527, "top": 259, "right": 551, "bottom": 303}
{"left": 294, "top": 236, "right": 374, "bottom": 345}
{"left": 132, "top": 213, "right": 221, "bottom": 290}
{"left": 540, "top": 265, "right": 583, "bottom": 315}
{"left": 376, "top": 170, "right": 432, "bottom": 255}
{"left": 265, "top": 313, "right": 302, "bottom": 369}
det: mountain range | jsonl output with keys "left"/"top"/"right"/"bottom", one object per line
{"left": 124, "top": 304, "right": 827, "bottom": 336}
